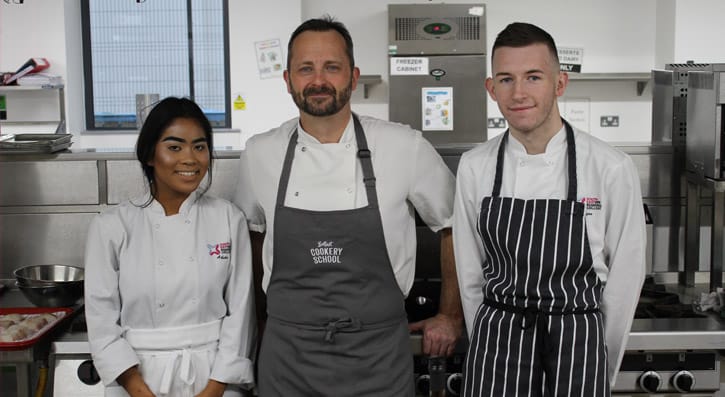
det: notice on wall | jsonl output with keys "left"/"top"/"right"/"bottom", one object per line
{"left": 558, "top": 47, "right": 584, "bottom": 73}
{"left": 390, "top": 57, "right": 429, "bottom": 75}
{"left": 561, "top": 97, "right": 590, "bottom": 132}
{"left": 422, "top": 87, "right": 453, "bottom": 131}
{"left": 255, "top": 39, "right": 284, "bottom": 79}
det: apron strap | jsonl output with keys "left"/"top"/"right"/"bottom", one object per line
{"left": 275, "top": 129, "right": 299, "bottom": 207}
{"left": 351, "top": 113, "right": 379, "bottom": 208}
{"left": 491, "top": 119, "right": 578, "bottom": 201}
{"left": 275, "top": 113, "right": 379, "bottom": 208}
{"left": 563, "top": 120, "right": 578, "bottom": 202}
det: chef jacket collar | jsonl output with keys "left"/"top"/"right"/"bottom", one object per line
{"left": 507, "top": 124, "right": 567, "bottom": 159}
{"left": 295, "top": 115, "right": 355, "bottom": 145}
{"left": 146, "top": 189, "right": 201, "bottom": 217}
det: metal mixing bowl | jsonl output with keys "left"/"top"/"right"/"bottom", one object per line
{"left": 14, "top": 265, "right": 84, "bottom": 307}
{"left": 14, "top": 264, "right": 84, "bottom": 287}
{"left": 15, "top": 281, "right": 83, "bottom": 307}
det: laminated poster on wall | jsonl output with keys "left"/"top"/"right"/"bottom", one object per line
{"left": 255, "top": 39, "right": 284, "bottom": 79}
{"left": 421, "top": 87, "right": 453, "bottom": 131}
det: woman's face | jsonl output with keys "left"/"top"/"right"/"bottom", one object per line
{"left": 148, "top": 117, "right": 210, "bottom": 204}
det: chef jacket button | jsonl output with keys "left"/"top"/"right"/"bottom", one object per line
{"left": 158, "top": 302, "right": 165, "bottom": 308}
{"left": 346, "top": 187, "right": 353, "bottom": 194}
{"left": 185, "top": 219, "right": 191, "bottom": 224}
{"left": 158, "top": 260, "right": 164, "bottom": 266}
{"left": 345, "top": 143, "right": 351, "bottom": 149}
{"left": 301, "top": 146, "right": 307, "bottom": 152}
{"left": 294, "top": 191, "right": 299, "bottom": 197}
{"left": 519, "top": 161, "right": 525, "bottom": 167}
{"left": 188, "top": 256, "right": 195, "bottom": 262}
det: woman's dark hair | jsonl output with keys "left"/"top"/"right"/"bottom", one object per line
{"left": 287, "top": 15, "right": 355, "bottom": 71}
{"left": 492, "top": 22, "right": 560, "bottom": 67}
{"left": 135, "top": 96, "right": 214, "bottom": 206}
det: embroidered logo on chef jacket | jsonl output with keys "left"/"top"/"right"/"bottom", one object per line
{"left": 207, "top": 242, "right": 231, "bottom": 259}
{"left": 581, "top": 197, "right": 602, "bottom": 212}
{"left": 309, "top": 241, "right": 344, "bottom": 264}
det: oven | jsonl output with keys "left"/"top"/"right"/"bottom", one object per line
{"left": 611, "top": 281, "right": 723, "bottom": 394}
{"left": 48, "top": 313, "right": 104, "bottom": 397}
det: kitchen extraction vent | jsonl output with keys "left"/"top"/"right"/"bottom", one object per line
{"left": 689, "top": 72, "right": 714, "bottom": 90}
{"left": 388, "top": 3, "right": 485, "bottom": 55}
{"left": 394, "top": 17, "right": 481, "bottom": 41}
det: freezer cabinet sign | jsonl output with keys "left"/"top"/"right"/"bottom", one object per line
{"left": 390, "top": 57, "right": 429, "bottom": 75}
{"left": 421, "top": 87, "right": 453, "bottom": 132}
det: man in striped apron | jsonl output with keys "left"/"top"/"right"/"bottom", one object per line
{"left": 453, "top": 23, "right": 646, "bottom": 396}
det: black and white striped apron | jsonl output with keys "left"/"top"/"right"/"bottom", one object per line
{"left": 463, "top": 121, "right": 610, "bottom": 397}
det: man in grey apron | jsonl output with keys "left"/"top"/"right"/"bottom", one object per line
{"left": 453, "top": 23, "right": 646, "bottom": 396}
{"left": 234, "top": 16, "right": 463, "bottom": 396}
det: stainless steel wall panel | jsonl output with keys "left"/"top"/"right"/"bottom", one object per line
{"left": 106, "top": 160, "right": 145, "bottom": 205}
{"left": 106, "top": 158, "right": 240, "bottom": 204}
{"left": 209, "top": 158, "right": 241, "bottom": 201}
{"left": 0, "top": 213, "right": 96, "bottom": 278}
{"left": 0, "top": 161, "right": 99, "bottom": 206}
{"left": 629, "top": 152, "right": 684, "bottom": 198}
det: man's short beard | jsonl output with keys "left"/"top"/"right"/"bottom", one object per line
{"left": 291, "top": 82, "right": 353, "bottom": 117}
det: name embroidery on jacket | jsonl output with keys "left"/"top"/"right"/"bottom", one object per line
{"left": 207, "top": 242, "right": 231, "bottom": 259}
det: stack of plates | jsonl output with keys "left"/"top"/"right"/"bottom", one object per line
{"left": 0, "top": 134, "right": 72, "bottom": 153}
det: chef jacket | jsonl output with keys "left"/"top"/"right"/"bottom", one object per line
{"left": 453, "top": 125, "right": 646, "bottom": 384}
{"left": 233, "top": 114, "right": 455, "bottom": 294}
{"left": 84, "top": 191, "right": 256, "bottom": 387}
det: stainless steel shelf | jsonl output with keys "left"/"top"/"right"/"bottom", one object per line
{"left": 567, "top": 72, "right": 651, "bottom": 96}
{"left": 358, "top": 74, "right": 382, "bottom": 98}
{"left": 0, "top": 84, "right": 66, "bottom": 133}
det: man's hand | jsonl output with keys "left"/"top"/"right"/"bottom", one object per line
{"left": 408, "top": 312, "right": 462, "bottom": 357}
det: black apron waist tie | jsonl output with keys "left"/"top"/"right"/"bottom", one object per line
{"left": 483, "top": 298, "right": 599, "bottom": 354}
{"left": 267, "top": 314, "right": 404, "bottom": 343}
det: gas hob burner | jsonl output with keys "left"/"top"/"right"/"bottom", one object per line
{"left": 634, "top": 282, "right": 706, "bottom": 319}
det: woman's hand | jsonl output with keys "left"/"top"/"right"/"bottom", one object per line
{"left": 116, "top": 366, "right": 156, "bottom": 397}
{"left": 195, "top": 379, "right": 227, "bottom": 397}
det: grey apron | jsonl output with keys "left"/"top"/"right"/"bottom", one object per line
{"left": 463, "top": 121, "right": 610, "bottom": 397}
{"left": 258, "top": 114, "right": 414, "bottom": 397}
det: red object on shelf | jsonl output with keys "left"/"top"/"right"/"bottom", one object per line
{"left": 0, "top": 307, "right": 72, "bottom": 350}
{"left": 3, "top": 57, "right": 50, "bottom": 85}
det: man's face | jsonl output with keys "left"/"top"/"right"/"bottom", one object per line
{"left": 284, "top": 30, "right": 359, "bottom": 117}
{"left": 485, "top": 43, "right": 567, "bottom": 136}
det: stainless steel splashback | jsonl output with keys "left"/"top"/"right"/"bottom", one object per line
{"left": 686, "top": 66, "right": 725, "bottom": 180}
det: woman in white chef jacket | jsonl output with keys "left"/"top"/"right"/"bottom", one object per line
{"left": 84, "top": 97, "right": 256, "bottom": 397}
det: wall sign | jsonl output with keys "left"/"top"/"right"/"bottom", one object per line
{"left": 558, "top": 47, "right": 584, "bottom": 73}
{"left": 390, "top": 57, "right": 429, "bottom": 76}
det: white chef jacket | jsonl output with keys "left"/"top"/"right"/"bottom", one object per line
{"left": 233, "top": 114, "right": 455, "bottom": 295}
{"left": 453, "top": 125, "right": 646, "bottom": 385}
{"left": 84, "top": 191, "right": 256, "bottom": 388}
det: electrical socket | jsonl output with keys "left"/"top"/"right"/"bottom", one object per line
{"left": 600, "top": 115, "right": 619, "bottom": 127}
{"left": 488, "top": 117, "right": 507, "bottom": 129}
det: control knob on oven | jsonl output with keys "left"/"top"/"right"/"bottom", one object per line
{"left": 672, "top": 370, "right": 695, "bottom": 393}
{"left": 446, "top": 373, "right": 463, "bottom": 396}
{"left": 638, "top": 370, "right": 662, "bottom": 392}
{"left": 77, "top": 359, "right": 101, "bottom": 385}
{"left": 416, "top": 374, "right": 431, "bottom": 395}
